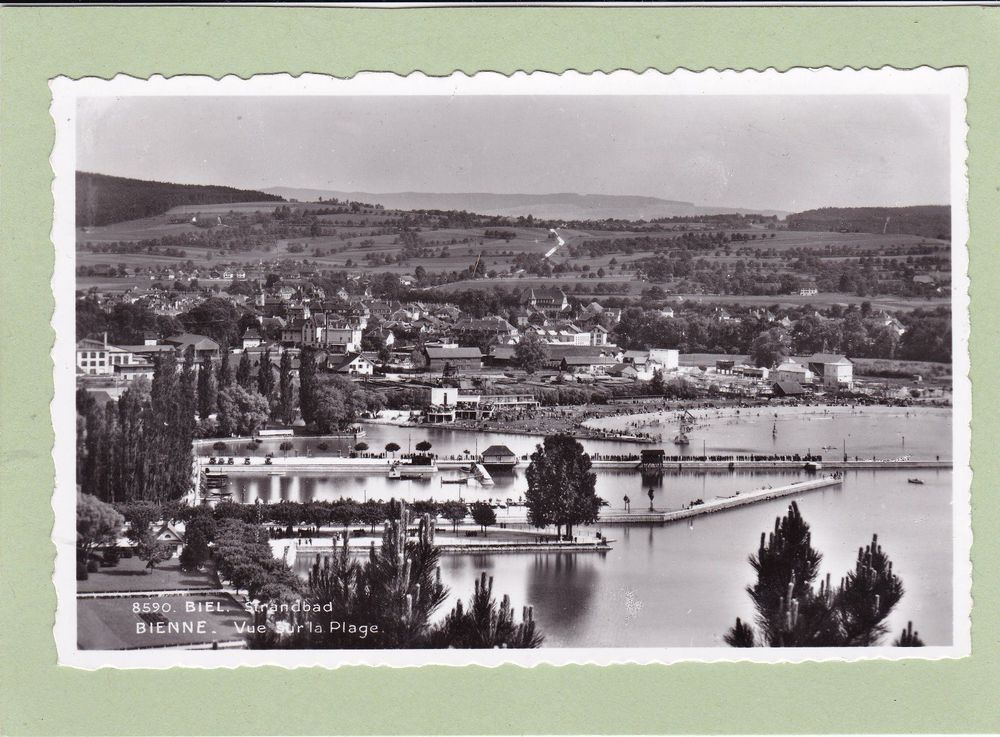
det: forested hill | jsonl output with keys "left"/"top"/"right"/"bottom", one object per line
{"left": 786, "top": 206, "right": 950, "bottom": 240}
{"left": 77, "top": 172, "right": 284, "bottom": 227}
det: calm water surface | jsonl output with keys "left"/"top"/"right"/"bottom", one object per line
{"left": 221, "top": 406, "right": 956, "bottom": 647}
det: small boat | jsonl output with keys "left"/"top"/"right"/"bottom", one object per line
{"left": 388, "top": 473, "right": 422, "bottom": 481}
{"left": 908, "top": 478, "right": 925, "bottom": 485}
{"left": 441, "top": 478, "right": 468, "bottom": 485}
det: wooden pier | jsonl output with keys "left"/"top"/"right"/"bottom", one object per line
{"left": 595, "top": 476, "right": 843, "bottom": 525}
{"left": 590, "top": 459, "right": 951, "bottom": 472}
{"left": 202, "top": 456, "right": 951, "bottom": 477}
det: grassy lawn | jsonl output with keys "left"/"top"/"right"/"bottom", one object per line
{"left": 77, "top": 592, "right": 251, "bottom": 650}
{"left": 852, "top": 357, "right": 952, "bottom": 383}
{"left": 78, "top": 555, "right": 217, "bottom": 594}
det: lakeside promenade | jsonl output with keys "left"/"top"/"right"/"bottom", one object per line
{"left": 198, "top": 455, "right": 951, "bottom": 475}
{"left": 270, "top": 476, "right": 847, "bottom": 566}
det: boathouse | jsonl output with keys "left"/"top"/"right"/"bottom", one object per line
{"left": 641, "top": 449, "right": 665, "bottom": 470}
{"left": 481, "top": 445, "right": 518, "bottom": 470}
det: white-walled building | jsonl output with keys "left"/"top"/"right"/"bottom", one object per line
{"left": 807, "top": 353, "right": 854, "bottom": 387}
{"left": 76, "top": 335, "right": 145, "bottom": 376}
{"left": 648, "top": 348, "right": 680, "bottom": 371}
{"left": 773, "top": 360, "right": 814, "bottom": 384}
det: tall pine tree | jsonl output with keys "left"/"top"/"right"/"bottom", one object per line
{"left": 278, "top": 349, "right": 295, "bottom": 425}
{"left": 236, "top": 351, "right": 253, "bottom": 391}
{"left": 148, "top": 351, "right": 178, "bottom": 502}
{"left": 257, "top": 347, "right": 274, "bottom": 399}
{"left": 218, "top": 350, "right": 233, "bottom": 389}
{"left": 197, "top": 357, "right": 217, "bottom": 418}
{"left": 111, "top": 383, "right": 147, "bottom": 503}
{"left": 725, "top": 502, "right": 918, "bottom": 648}
{"left": 299, "top": 347, "right": 317, "bottom": 427}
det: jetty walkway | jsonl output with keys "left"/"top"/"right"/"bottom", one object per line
{"left": 200, "top": 456, "right": 951, "bottom": 476}
{"left": 591, "top": 458, "right": 951, "bottom": 471}
{"left": 594, "top": 476, "right": 843, "bottom": 524}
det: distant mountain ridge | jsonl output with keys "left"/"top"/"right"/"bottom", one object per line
{"left": 77, "top": 172, "right": 284, "bottom": 227}
{"left": 264, "top": 187, "right": 788, "bottom": 221}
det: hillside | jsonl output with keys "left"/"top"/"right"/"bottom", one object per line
{"left": 265, "top": 187, "right": 787, "bottom": 221}
{"left": 77, "top": 172, "right": 284, "bottom": 227}
{"left": 786, "top": 206, "right": 950, "bottom": 240}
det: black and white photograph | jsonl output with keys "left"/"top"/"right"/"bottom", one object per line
{"left": 52, "top": 69, "right": 970, "bottom": 667}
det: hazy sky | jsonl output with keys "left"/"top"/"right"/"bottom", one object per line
{"left": 77, "top": 94, "right": 950, "bottom": 212}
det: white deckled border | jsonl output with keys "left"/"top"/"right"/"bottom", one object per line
{"left": 50, "top": 68, "right": 972, "bottom": 669}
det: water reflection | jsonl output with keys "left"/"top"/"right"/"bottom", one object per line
{"left": 230, "top": 409, "right": 954, "bottom": 647}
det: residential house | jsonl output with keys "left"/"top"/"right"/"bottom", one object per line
{"left": 329, "top": 353, "right": 375, "bottom": 376}
{"left": 281, "top": 314, "right": 362, "bottom": 353}
{"left": 523, "top": 287, "right": 569, "bottom": 317}
{"left": 873, "top": 310, "right": 907, "bottom": 336}
{"left": 242, "top": 328, "right": 263, "bottom": 349}
{"left": 163, "top": 333, "right": 220, "bottom": 362}
{"left": 559, "top": 354, "right": 618, "bottom": 375}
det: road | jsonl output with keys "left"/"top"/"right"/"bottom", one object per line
{"left": 543, "top": 228, "right": 566, "bottom": 258}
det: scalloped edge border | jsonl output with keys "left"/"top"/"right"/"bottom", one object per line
{"left": 49, "top": 67, "right": 971, "bottom": 670}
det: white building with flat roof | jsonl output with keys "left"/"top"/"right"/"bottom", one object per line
{"left": 648, "top": 348, "right": 679, "bottom": 371}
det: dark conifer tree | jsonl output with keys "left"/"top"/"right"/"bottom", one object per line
{"left": 197, "top": 357, "right": 217, "bottom": 418}
{"left": 257, "top": 347, "right": 274, "bottom": 398}
{"left": 236, "top": 351, "right": 253, "bottom": 391}
{"left": 218, "top": 350, "right": 233, "bottom": 389}
{"left": 171, "top": 346, "right": 198, "bottom": 499}
{"left": 246, "top": 503, "right": 541, "bottom": 650}
{"left": 112, "top": 384, "right": 147, "bottom": 503}
{"left": 299, "top": 347, "right": 317, "bottom": 426}
{"left": 725, "top": 502, "right": 920, "bottom": 648}
{"left": 278, "top": 349, "right": 295, "bottom": 425}
{"left": 148, "top": 351, "right": 178, "bottom": 502}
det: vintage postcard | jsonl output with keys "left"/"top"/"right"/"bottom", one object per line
{"left": 51, "top": 68, "right": 970, "bottom": 668}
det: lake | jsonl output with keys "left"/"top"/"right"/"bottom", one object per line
{"left": 220, "top": 405, "right": 957, "bottom": 647}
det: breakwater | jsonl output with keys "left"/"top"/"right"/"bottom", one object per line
{"left": 595, "top": 476, "right": 843, "bottom": 524}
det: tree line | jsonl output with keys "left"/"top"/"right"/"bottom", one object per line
{"left": 77, "top": 348, "right": 196, "bottom": 504}
{"left": 77, "top": 171, "right": 281, "bottom": 227}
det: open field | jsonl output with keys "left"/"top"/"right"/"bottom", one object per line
{"left": 429, "top": 275, "right": 647, "bottom": 295}
{"left": 668, "top": 292, "right": 951, "bottom": 311}
{"left": 76, "top": 199, "right": 952, "bottom": 311}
